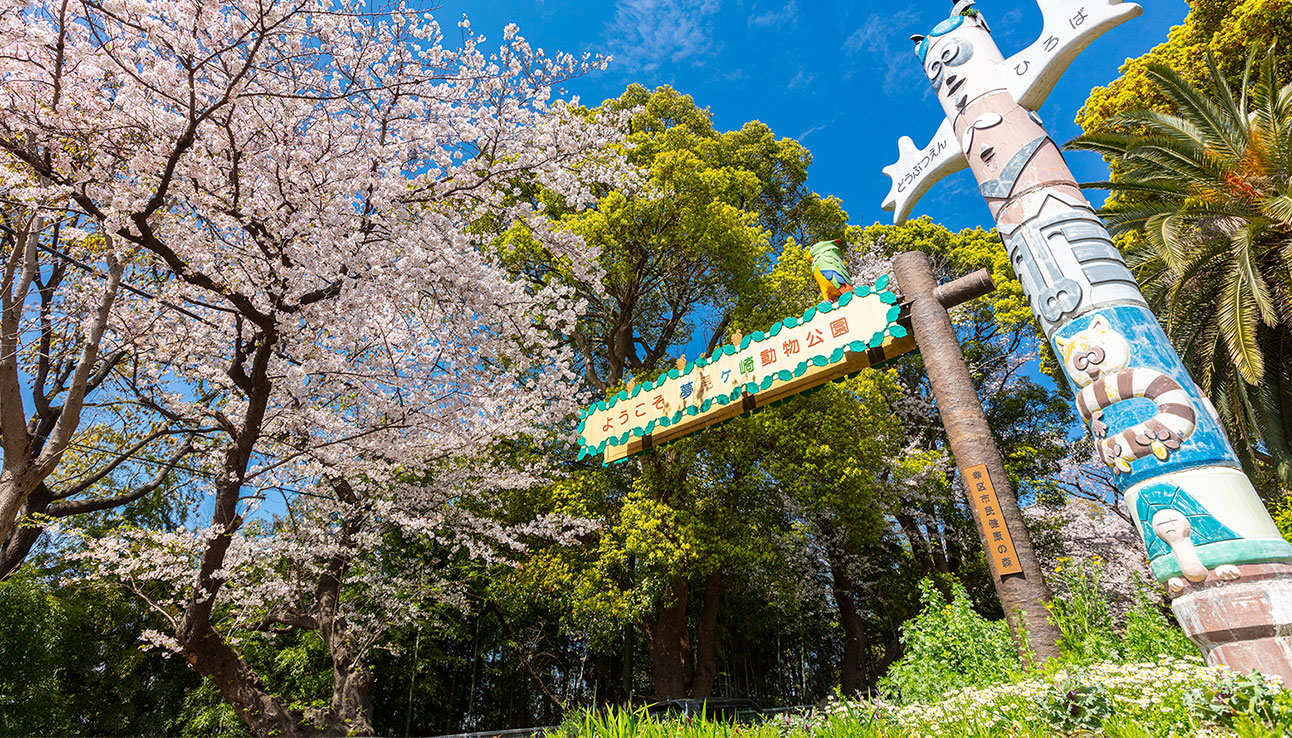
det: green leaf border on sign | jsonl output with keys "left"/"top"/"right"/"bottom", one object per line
{"left": 575, "top": 280, "right": 904, "bottom": 462}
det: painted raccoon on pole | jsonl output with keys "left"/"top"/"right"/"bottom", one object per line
{"left": 1055, "top": 316, "right": 1198, "bottom": 473}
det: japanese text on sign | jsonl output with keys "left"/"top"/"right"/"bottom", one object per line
{"left": 963, "top": 463, "right": 1023, "bottom": 577}
{"left": 577, "top": 284, "right": 911, "bottom": 463}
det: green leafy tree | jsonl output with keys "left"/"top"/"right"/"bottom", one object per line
{"left": 1068, "top": 51, "right": 1292, "bottom": 486}
{"left": 751, "top": 374, "right": 908, "bottom": 694}
{"left": 500, "top": 84, "right": 850, "bottom": 391}
{"left": 492, "top": 85, "right": 858, "bottom": 702}
{"left": 0, "top": 573, "right": 200, "bottom": 735}
{"left": 1076, "top": 0, "right": 1292, "bottom": 134}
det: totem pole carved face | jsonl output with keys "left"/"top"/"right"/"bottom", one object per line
{"left": 917, "top": 12, "right": 1004, "bottom": 117}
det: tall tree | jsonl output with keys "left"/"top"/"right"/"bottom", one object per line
{"left": 501, "top": 84, "right": 850, "bottom": 392}
{"left": 495, "top": 85, "right": 856, "bottom": 701}
{"left": 0, "top": 174, "right": 204, "bottom": 578}
{"left": 2, "top": 1, "right": 621, "bottom": 734}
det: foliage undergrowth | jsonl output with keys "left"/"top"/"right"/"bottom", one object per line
{"left": 878, "top": 579, "right": 1018, "bottom": 703}
{"left": 552, "top": 558, "right": 1289, "bottom": 737}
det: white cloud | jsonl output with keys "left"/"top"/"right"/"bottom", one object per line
{"left": 788, "top": 68, "right": 814, "bottom": 90}
{"left": 842, "top": 7, "right": 923, "bottom": 95}
{"left": 748, "top": 0, "right": 797, "bottom": 29}
{"left": 797, "top": 122, "right": 827, "bottom": 141}
{"left": 603, "top": 0, "right": 723, "bottom": 73}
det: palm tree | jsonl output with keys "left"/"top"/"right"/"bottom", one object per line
{"left": 1066, "top": 49, "right": 1292, "bottom": 487}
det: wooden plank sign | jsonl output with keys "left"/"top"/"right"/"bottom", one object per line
{"left": 962, "top": 463, "right": 1024, "bottom": 577}
{"left": 576, "top": 277, "right": 916, "bottom": 464}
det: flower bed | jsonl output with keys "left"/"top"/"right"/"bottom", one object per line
{"left": 819, "top": 656, "right": 1273, "bottom": 736}
{"left": 555, "top": 658, "right": 1289, "bottom": 737}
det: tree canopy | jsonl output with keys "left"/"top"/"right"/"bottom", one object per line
{"left": 1076, "top": 0, "right": 1292, "bottom": 133}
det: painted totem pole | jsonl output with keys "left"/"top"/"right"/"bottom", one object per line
{"left": 882, "top": 0, "right": 1292, "bottom": 677}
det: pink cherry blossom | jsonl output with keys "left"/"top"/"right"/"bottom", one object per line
{"left": 1, "top": 0, "right": 627, "bottom": 732}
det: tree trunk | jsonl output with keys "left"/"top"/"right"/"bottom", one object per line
{"left": 896, "top": 513, "right": 937, "bottom": 575}
{"left": 0, "top": 233, "right": 118, "bottom": 547}
{"left": 892, "top": 251, "right": 1060, "bottom": 663}
{"left": 319, "top": 647, "right": 373, "bottom": 735}
{"left": 690, "top": 570, "right": 722, "bottom": 698}
{"left": 311, "top": 481, "right": 376, "bottom": 735}
{"left": 0, "top": 484, "right": 51, "bottom": 578}
{"left": 175, "top": 336, "right": 323, "bottom": 737}
{"left": 827, "top": 546, "right": 870, "bottom": 695}
{"left": 646, "top": 575, "right": 691, "bottom": 699}
{"left": 182, "top": 624, "right": 305, "bottom": 736}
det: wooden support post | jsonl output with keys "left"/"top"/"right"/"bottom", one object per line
{"left": 891, "top": 250, "right": 1061, "bottom": 662}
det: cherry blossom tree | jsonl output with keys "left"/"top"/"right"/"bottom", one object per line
{"left": 0, "top": 207, "right": 211, "bottom": 577}
{"left": 1, "top": 0, "right": 624, "bottom": 733}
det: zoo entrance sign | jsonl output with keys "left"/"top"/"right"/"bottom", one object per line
{"left": 576, "top": 280, "right": 914, "bottom": 464}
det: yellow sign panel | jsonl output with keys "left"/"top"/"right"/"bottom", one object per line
{"left": 962, "top": 463, "right": 1024, "bottom": 577}
{"left": 576, "top": 279, "right": 915, "bottom": 464}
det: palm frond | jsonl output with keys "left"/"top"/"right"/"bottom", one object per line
{"left": 1206, "top": 52, "right": 1249, "bottom": 142}
{"left": 1255, "top": 326, "right": 1292, "bottom": 486}
{"left": 1233, "top": 378, "right": 1265, "bottom": 454}
{"left": 1122, "top": 143, "right": 1226, "bottom": 189}
{"left": 1174, "top": 292, "right": 1222, "bottom": 387}
{"left": 1211, "top": 370, "right": 1238, "bottom": 426}
{"left": 1063, "top": 131, "right": 1138, "bottom": 158}
{"left": 1276, "top": 79, "right": 1292, "bottom": 120}
{"left": 1165, "top": 238, "right": 1230, "bottom": 315}
{"left": 1238, "top": 47, "right": 1257, "bottom": 124}
{"left": 1098, "top": 203, "right": 1194, "bottom": 235}
{"left": 1111, "top": 109, "right": 1218, "bottom": 162}
{"left": 1219, "top": 259, "right": 1266, "bottom": 383}
{"left": 1080, "top": 180, "right": 1186, "bottom": 198}
{"left": 1268, "top": 120, "right": 1292, "bottom": 180}
{"left": 1144, "top": 212, "right": 1196, "bottom": 273}
{"left": 1261, "top": 194, "right": 1292, "bottom": 228}
{"left": 1233, "top": 224, "right": 1278, "bottom": 326}
{"left": 1146, "top": 60, "right": 1247, "bottom": 161}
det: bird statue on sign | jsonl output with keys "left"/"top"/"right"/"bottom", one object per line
{"left": 810, "top": 239, "right": 854, "bottom": 303}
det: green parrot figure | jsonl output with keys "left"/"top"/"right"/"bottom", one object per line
{"left": 810, "top": 239, "right": 854, "bottom": 303}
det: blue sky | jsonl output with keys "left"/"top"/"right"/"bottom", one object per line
{"left": 435, "top": 0, "right": 1191, "bottom": 232}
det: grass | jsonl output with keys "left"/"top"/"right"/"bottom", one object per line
{"left": 548, "top": 658, "right": 1290, "bottom": 737}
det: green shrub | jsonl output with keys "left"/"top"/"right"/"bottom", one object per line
{"left": 1184, "top": 669, "right": 1292, "bottom": 733}
{"left": 1037, "top": 668, "right": 1116, "bottom": 732}
{"left": 878, "top": 579, "right": 1019, "bottom": 703}
{"left": 1118, "top": 587, "right": 1196, "bottom": 663}
{"left": 1044, "top": 556, "right": 1197, "bottom": 666}
{"left": 1045, "top": 557, "right": 1120, "bottom": 663}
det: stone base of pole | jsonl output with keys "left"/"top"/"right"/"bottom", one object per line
{"left": 1171, "top": 563, "right": 1292, "bottom": 683}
